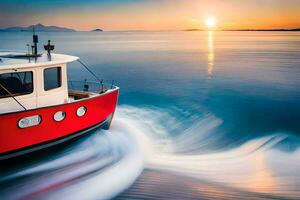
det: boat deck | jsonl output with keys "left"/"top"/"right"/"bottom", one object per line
{"left": 68, "top": 90, "right": 99, "bottom": 102}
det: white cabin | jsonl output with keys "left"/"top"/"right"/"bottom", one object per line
{"left": 0, "top": 53, "right": 78, "bottom": 114}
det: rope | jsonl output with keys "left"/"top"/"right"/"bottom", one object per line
{"left": 77, "top": 59, "right": 104, "bottom": 93}
{"left": 77, "top": 60, "right": 103, "bottom": 84}
{"left": 0, "top": 83, "right": 27, "bottom": 111}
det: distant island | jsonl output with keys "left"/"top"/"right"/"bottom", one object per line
{"left": 92, "top": 28, "right": 103, "bottom": 32}
{"left": 184, "top": 29, "right": 203, "bottom": 32}
{"left": 0, "top": 24, "right": 76, "bottom": 32}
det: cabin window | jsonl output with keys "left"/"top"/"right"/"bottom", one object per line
{"left": 0, "top": 71, "right": 33, "bottom": 98}
{"left": 44, "top": 67, "right": 62, "bottom": 91}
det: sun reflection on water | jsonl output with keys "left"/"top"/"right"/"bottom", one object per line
{"left": 247, "top": 152, "right": 277, "bottom": 194}
{"left": 207, "top": 31, "right": 214, "bottom": 78}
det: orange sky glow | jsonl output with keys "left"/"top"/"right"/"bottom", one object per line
{"left": 1, "top": 0, "right": 300, "bottom": 31}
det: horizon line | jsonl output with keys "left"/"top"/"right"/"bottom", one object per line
{"left": 1, "top": 23, "right": 300, "bottom": 32}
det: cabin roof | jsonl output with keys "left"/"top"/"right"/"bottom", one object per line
{"left": 0, "top": 53, "right": 78, "bottom": 70}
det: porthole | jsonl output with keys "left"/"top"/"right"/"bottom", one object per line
{"left": 76, "top": 106, "right": 87, "bottom": 117}
{"left": 54, "top": 111, "right": 66, "bottom": 122}
{"left": 18, "top": 115, "right": 42, "bottom": 128}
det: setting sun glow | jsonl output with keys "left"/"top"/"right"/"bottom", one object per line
{"left": 0, "top": 1, "right": 300, "bottom": 31}
{"left": 205, "top": 17, "right": 217, "bottom": 29}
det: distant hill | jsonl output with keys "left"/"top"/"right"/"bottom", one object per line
{"left": 92, "top": 28, "right": 103, "bottom": 32}
{"left": 0, "top": 24, "right": 76, "bottom": 32}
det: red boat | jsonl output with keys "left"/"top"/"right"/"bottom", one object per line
{"left": 0, "top": 35, "right": 119, "bottom": 160}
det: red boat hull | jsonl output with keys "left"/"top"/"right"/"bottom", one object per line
{"left": 0, "top": 89, "right": 118, "bottom": 159}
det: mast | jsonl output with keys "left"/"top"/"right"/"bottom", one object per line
{"left": 32, "top": 26, "right": 38, "bottom": 56}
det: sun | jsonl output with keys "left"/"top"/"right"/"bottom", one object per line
{"left": 205, "top": 17, "right": 217, "bottom": 28}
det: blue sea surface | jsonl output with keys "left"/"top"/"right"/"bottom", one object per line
{"left": 0, "top": 31, "right": 300, "bottom": 199}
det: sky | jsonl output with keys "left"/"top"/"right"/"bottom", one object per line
{"left": 0, "top": 0, "right": 300, "bottom": 31}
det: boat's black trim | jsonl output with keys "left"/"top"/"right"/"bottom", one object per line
{"left": 0, "top": 54, "right": 42, "bottom": 59}
{"left": 0, "top": 116, "right": 111, "bottom": 161}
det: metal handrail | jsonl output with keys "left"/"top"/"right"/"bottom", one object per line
{"left": 68, "top": 80, "right": 116, "bottom": 94}
{"left": 75, "top": 60, "right": 117, "bottom": 93}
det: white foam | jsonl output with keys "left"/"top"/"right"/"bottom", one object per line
{"left": 113, "top": 106, "right": 300, "bottom": 197}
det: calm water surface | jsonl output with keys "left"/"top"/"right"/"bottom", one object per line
{"left": 0, "top": 31, "right": 300, "bottom": 199}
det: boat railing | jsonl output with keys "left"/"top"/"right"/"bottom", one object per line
{"left": 68, "top": 80, "right": 116, "bottom": 94}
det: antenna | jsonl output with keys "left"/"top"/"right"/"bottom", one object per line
{"left": 26, "top": 44, "right": 30, "bottom": 55}
{"left": 32, "top": 25, "right": 38, "bottom": 56}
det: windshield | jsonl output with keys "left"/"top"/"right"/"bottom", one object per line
{"left": 0, "top": 71, "right": 33, "bottom": 98}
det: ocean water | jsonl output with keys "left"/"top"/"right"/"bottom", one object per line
{"left": 0, "top": 31, "right": 300, "bottom": 199}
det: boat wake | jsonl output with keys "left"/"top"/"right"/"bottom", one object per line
{"left": 115, "top": 106, "right": 300, "bottom": 199}
{"left": 0, "top": 119, "right": 144, "bottom": 200}
{"left": 1, "top": 105, "right": 300, "bottom": 199}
